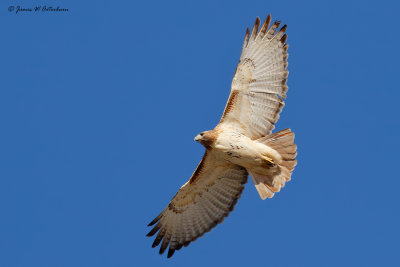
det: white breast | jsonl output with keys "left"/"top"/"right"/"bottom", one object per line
{"left": 213, "top": 130, "right": 282, "bottom": 167}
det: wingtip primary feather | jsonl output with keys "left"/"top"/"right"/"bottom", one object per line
{"left": 250, "top": 17, "right": 261, "bottom": 40}
{"left": 146, "top": 222, "right": 161, "bottom": 237}
{"left": 159, "top": 240, "right": 168, "bottom": 255}
{"left": 281, "top": 34, "right": 288, "bottom": 44}
{"left": 152, "top": 228, "right": 166, "bottom": 248}
{"left": 167, "top": 248, "right": 176, "bottom": 258}
{"left": 264, "top": 20, "right": 281, "bottom": 40}
{"left": 257, "top": 14, "right": 271, "bottom": 40}
{"left": 148, "top": 214, "right": 162, "bottom": 226}
{"left": 243, "top": 27, "right": 250, "bottom": 48}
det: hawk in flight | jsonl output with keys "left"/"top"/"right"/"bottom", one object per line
{"left": 147, "top": 13, "right": 297, "bottom": 258}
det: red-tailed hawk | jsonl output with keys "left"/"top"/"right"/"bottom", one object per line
{"left": 147, "top": 13, "right": 297, "bottom": 258}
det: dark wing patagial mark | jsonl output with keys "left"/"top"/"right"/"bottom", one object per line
{"left": 219, "top": 90, "right": 240, "bottom": 123}
{"left": 188, "top": 151, "right": 208, "bottom": 184}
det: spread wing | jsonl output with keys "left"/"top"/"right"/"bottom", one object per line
{"left": 218, "top": 14, "right": 289, "bottom": 139}
{"left": 147, "top": 150, "right": 248, "bottom": 258}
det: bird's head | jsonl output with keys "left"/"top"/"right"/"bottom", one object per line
{"left": 194, "top": 130, "right": 216, "bottom": 148}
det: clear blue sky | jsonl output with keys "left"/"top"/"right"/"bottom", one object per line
{"left": 1, "top": 0, "right": 399, "bottom": 266}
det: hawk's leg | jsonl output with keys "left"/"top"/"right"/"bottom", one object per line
{"left": 262, "top": 156, "right": 275, "bottom": 167}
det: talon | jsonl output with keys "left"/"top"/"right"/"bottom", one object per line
{"left": 264, "top": 157, "right": 275, "bottom": 167}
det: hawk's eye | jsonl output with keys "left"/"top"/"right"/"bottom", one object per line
{"left": 200, "top": 133, "right": 204, "bottom": 136}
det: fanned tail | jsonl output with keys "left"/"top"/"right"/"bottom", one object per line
{"left": 249, "top": 129, "right": 297, "bottom": 200}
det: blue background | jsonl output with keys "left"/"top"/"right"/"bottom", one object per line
{"left": 1, "top": 0, "right": 399, "bottom": 266}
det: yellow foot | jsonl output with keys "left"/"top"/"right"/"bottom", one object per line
{"left": 263, "top": 157, "right": 275, "bottom": 167}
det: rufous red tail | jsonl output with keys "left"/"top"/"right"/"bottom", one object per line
{"left": 249, "top": 128, "right": 297, "bottom": 200}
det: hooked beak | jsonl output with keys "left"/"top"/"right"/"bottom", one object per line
{"left": 194, "top": 135, "right": 201, "bottom": 142}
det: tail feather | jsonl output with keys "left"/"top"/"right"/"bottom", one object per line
{"left": 249, "top": 128, "right": 297, "bottom": 200}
